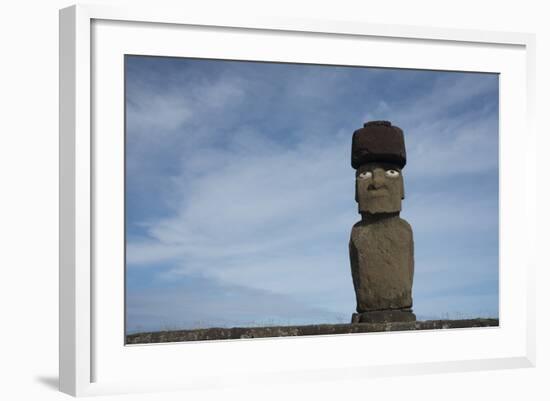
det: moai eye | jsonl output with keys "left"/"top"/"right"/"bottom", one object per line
{"left": 358, "top": 171, "right": 372, "bottom": 180}
{"left": 385, "top": 169, "right": 400, "bottom": 178}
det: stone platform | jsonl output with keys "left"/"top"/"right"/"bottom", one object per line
{"left": 351, "top": 309, "right": 416, "bottom": 323}
{"left": 126, "top": 318, "right": 498, "bottom": 344}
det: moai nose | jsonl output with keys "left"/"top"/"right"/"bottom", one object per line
{"left": 371, "top": 169, "right": 386, "bottom": 188}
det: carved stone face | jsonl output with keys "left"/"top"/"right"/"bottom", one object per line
{"left": 355, "top": 162, "right": 404, "bottom": 214}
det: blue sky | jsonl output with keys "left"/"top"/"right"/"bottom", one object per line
{"left": 125, "top": 55, "right": 499, "bottom": 334}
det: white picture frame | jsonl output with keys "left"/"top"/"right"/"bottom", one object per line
{"left": 59, "top": 3, "right": 536, "bottom": 397}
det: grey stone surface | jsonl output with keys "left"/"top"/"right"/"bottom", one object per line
{"left": 126, "top": 319, "right": 499, "bottom": 344}
{"left": 349, "top": 214, "right": 414, "bottom": 312}
{"left": 352, "top": 309, "right": 416, "bottom": 323}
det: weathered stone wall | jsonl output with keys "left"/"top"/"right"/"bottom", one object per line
{"left": 126, "top": 318, "right": 498, "bottom": 344}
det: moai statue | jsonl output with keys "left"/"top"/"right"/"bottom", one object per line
{"left": 349, "top": 120, "right": 415, "bottom": 323}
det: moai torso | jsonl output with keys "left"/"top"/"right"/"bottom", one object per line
{"left": 349, "top": 121, "right": 415, "bottom": 323}
{"left": 350, "top": 215, "right": 413, "bottom": 312}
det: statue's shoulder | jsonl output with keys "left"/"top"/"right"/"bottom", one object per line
{"left": 395, "top": 218, "right": 413, "bottom": 240}
{"left": 350, "top": 220, "right": 376, "bottom": 243}
{"left": 351, "top": 217, "right": 412, "bottom": 240}
{"left": 352, "top": 217, "right": 411, "bottom": 229}
{"left": 397, "top": 217, "right": 412, "bottom": 231}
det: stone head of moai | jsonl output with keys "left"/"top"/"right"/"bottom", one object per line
{"left": 352, "top": 121, "right": 406, "bottom": 215}
{"left": 349, "top": 121, "right": 415, "bottom": 324}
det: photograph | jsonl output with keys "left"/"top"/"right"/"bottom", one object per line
{"left": 124, "top": 55, "right": 499, "bottom": 344}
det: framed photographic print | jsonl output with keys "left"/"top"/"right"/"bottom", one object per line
{"left": 59, "top": 4, "right": 536, "bottom": 397}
